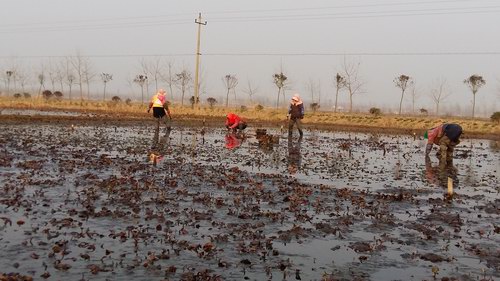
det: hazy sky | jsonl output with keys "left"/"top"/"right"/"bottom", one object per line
{"left": 1, "top": 0, "right": 499, "bottom": 116}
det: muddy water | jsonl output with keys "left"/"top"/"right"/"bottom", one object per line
{"left": 0, "top": 108, "right": 92, "bottom": 117}
{"left": 0, "top": 123, "right": 498, "bottom": 281}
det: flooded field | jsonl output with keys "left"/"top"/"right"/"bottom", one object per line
{"left": 0, "top": 122, "right": 498, "bottom": 281}
{"left": 0, "top": 108, "right": 92, "bottom": 117}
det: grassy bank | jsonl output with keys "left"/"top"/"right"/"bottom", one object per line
{"left": 1, "top": 97, "right": 498, "bottom": 138}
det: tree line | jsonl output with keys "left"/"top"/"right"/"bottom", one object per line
{"left": 0, "top": 55, "right": 495, "bottom": 118}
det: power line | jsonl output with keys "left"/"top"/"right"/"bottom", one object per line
{"left": 0, "top": 2, "right": 498, "bottom": 33}
{"left": 206, "top": 0, "right": 485, "bottom": 15}
{"left": 209, "top": 6, "right": 500, "bottom": 22}
{"left": 0, "top": 0, "right": 481, "bottom": 28}
{"left": 205, "top": 52, "right": 500, "bottom": 56}
{"left": 2, "top": 51, "right": 499, "bottom": 59}
{"left": 0, "top": 19, "right": 191, "bottom": 34}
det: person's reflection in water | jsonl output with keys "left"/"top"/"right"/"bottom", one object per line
{"left": 425, "top": 156, "right": 459, "bottom": 188}
{"left": 287, "top": 135, "right": 303, "bottom": 174}
{"left": 149, "top": 128, "right": 171, "bottom": 165}
{"left": 225, "top": 132, "right": 243, "bottom": 150}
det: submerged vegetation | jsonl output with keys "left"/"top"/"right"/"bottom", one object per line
{"left": 0, "top": 122, "right": 499, "bottom": 280}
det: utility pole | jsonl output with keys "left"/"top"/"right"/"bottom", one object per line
{"left": 194, "top": 13, "right": 207, "bottom": 110}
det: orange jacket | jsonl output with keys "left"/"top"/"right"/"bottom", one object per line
{"left": 225, "top": 113, "right": 242, "bottom": 129}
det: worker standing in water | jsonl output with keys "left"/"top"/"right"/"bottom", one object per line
{"left": 288, "top": 94, "right": 304, "bottom": 138}
{"left": 148, "top": 89, "right": 172, "bottom": 148}
{"left": 148, "top": 89, "right": 172, "bottom": 128}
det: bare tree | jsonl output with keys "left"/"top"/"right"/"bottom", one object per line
{"left": 317, "top": 79, "right": 322, "bottom": 104}
{"left": 16, "top": 68, "right": 30, "bottom": 94}
{"left": 273, "top": 72, "right": 288, "bottom": 108}
{"left": 174, "top": 69, "right": 192, "bottom": 106}
{"left": 37, "top": 72, "right": 45, "bottom": 99}
{"left": 394, "top": 74, "right": 413, "bottom": 115}
{"left": 430, "top": 77, "right": 451, "bottom": 116}
{"left": 408, "top": 81, "right": 420, "bottom": 114}
{"left": 82, "top": 60, "right": 95, "bottom": 100}
{"left": 68, "top": 53, "right": 86, "bottom": 102}
{"left": 341, "top": 57, "right": 365, "bottom": 112}
{"left": 222, "top": 74, "right": 238, "bottom": 107}
{"left": 141, "top": 57, "right": 163, "bottom": 92}
{"left": 497, "top": 78, "right": 500, "bottom": 99}
{"left": 64, "top": 58, "right": 75, "bottom": 100}
{"left": 162, "top": 61, "right": 175, "bottom": 101}
{"left": 47, "top": 61, "right": 57, "bottom": 91}
{"left": 1, "top": 59, "right": 20, "bottom": 95}
{"left": 100, "top": 73, "right": 113, "bottom": 101}
{"left": 206, "top": 97, "right": 217, "bottom": 109}
{"left": 133, "top": 74, "right": 148, "bottom": 105}
{"left": 5, "top": 70, "right": 14, "bottom": 97}
{"left": 306, "top": 78, "right": 318, "bottom": 104}
{"left": 333, "top": 73, "right": 346, "bottom": 113}
{"left": 463, "top": 74, "right": 486, "bottom": 118}
{"left": 66, "top": 74, "right": 75, "bottom": 100}
{"left": 55, "top": 61, "right": 65, "bottom": 92}
{"left": 1, "top": 70, "right": 7, "bottom": 94}
{"left": 242, "top": 79, "right": 259, "bottom": 104}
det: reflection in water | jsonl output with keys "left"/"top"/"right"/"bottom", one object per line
{"left": 225, "top": 133, "right": 243, "bottom": 150}
{"left": 424, "top": 156, "right": 459, "bottom": 188}
{"left": 489, "top": 140, "right": 499, "bottom": 152}
{"left": 394, "top": 136, "right": 402, "bottom": 180}
{"left": 462, "top": 139, "right": 478, "bottom": 187}
{"left": 149, "top": 127, "right": 171, "bottom": 165}
{"left": 287, "top": 136, "right": 302, "bottom": 174}
{"left": 463, "top": 154, "right": 480, "bottom": 187}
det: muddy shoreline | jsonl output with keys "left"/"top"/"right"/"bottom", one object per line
{"left": 1, "top": 113, "right": 499, "bottom": 141}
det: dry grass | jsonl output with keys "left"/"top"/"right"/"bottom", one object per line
{"left": 1, "top": 97, "right": 498, "bottom": 136}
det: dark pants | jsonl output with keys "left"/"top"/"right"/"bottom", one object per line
{"left": 153, "top": 107, "right": 166, "bottom": 118}
{"left": 226, "top": 122, "right": 247, "bottom": 132}
{"left": 288, "top": 118, "right": 303, "bottom": 136}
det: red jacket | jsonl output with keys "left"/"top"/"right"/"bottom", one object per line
{"left": 427, "top": 124, "right": 444, "bottom": 145}
{"left": 225, "top": 134, "right": 241, "bottom": 149}
{"left": 225, "top": 113, "right": 242, "bottom": 129}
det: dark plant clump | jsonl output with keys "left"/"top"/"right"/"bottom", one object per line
{"left": 491, "top": 112, "right": 500, "bottom": 123}
{"left": 54, "top": 91, "right": 63, "bottom": 100}
{"left": 207, "top": 97, "right": 217, "bottom": 109}
{"left": 42, "top": 90, "right": 53, "bottom": 99}
{"left": 369, "top": 107, "right": 382, "bottom": 116}
{"left": 310, "top": 103, "right": 320, "bottom": 113}
{"left": 189, "top": 96, "right": 200, "bottom": 109}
